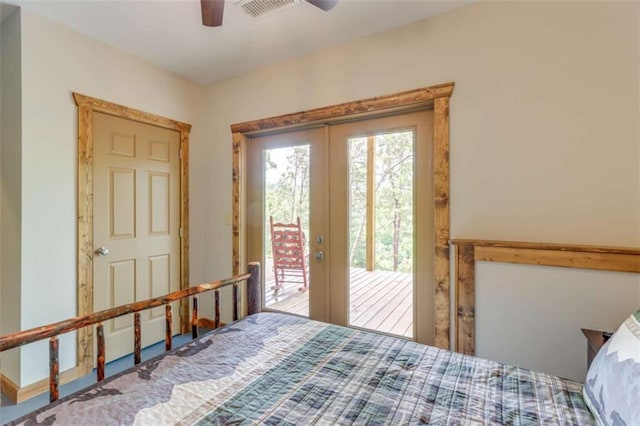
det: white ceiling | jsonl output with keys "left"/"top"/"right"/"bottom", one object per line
{"left": 7, "top": 0, "right": 470, "bottom": 84}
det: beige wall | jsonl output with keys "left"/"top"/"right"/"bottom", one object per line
{"left": 10, "top": 9, "right": 201, "bottom": 386}
{"left": 1, "top": 7, "right": 22, "bottom": 385}
{"left": 1, "top": 0, "right": 638, "bottom": 388}
{"left": 191, "top": 1, "right": 639, "bottom": 381}
{"left": 476, "top": 263, "right": 639, "bottom": 381}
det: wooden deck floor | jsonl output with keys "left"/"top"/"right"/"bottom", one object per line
{"left": 265, "top": 267, "right": 413, "bottom": 338}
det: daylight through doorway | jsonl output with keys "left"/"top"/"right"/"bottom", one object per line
{"left": 347, "top": 131, "right": 414, "bottom": 338}
{"left": 263, "top": 145, "right": 311, "bottom": 317}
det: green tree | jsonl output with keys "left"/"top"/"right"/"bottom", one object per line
{"left": 262, "top": 134, "right": 414, "bottom": 274}
{"left": 264, "top": 145, "right": 310, "bottom": 256}
{"left": 349, "top": 138, "right": 367, "bottom": 267}
{"left": 349, "top": 132, "right": 414, "bottom": 273}
{"left": 374, "top": 132, "right": 414, "bottom": 273}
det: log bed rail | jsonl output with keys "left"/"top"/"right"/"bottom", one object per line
{"left": 450, "top": 239, "right": 640, "bottom": 356}
{"left": 0, "top": 262, "right": 261, "bottom": 403}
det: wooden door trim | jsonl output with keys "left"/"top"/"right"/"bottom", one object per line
{"left": 74, "top": 93, "right": 191, "bottom": 376}
{"left": 230, "top": 82, "right": 454, "bottom": 350}
{"left": 230, "top": 83, "right": 454, "bottom": 134}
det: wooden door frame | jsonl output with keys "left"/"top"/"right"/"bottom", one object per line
{"left": 230, "top": 82, "right": 454, "bottom": 350}
{"left": 74, "top": 93, "right": 191, "bottom": 376}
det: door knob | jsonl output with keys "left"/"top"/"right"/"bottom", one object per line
{"left": 315, "top": 251, "right": 324, "bottom": 261}
{"left": 95, "top": 247, "right": 110, "bottom": 257}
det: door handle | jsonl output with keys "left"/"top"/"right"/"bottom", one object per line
{"left": 95, "top": 247, "right": 110, "bottom": 257}
{"left": 315, "top": 251, "right": 324, "bottom": 261}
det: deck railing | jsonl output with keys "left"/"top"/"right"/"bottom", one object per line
{"left": 0, "top": 262, "right": 261, "bottom": 402}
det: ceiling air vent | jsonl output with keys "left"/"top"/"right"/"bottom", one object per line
{"left": 235, "top": 0, "right": 302, "bottom": 19}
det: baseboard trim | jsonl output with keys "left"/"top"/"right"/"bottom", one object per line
{"left": 0, "top": 373, "right": 19, "bottom": 403}
{"left": 197, "top": 318, "right": 226, "bottom": 329}
{"left": 1, "top": 366, "right": 83, "bottom": 404}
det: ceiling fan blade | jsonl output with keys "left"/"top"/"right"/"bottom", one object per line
{"left": 201, "top": 0, "right": 225, "bottom": 27}
{"left": 305, "top": 0, "right": 338, "bottom": 12}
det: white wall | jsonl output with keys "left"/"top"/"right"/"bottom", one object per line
{"left": 191, "top": 1, "right": 639, "bottom": 381}
{"left": 12, "top": 9, "right": 201, "bottom": 386}
{"left": 0, "top": 7, "right": 22, "bottom": 385}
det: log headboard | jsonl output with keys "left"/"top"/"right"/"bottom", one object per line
{"left": 449, "top": 239, "right": 640, "bottom": 355}
{"left": 0, "top": 263, "right": 261, "bottom": 403}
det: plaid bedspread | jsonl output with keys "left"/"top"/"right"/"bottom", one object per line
{"left": 10, "top": 313, "right": 594, "bottom": 425}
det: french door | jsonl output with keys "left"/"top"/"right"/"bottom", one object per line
{"left": 248, "top": 128, "right": 328, "bottom": 321}
{"left": 247, "top": 110, "right": 434, "bottom": 344}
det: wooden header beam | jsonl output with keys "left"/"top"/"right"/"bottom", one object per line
{"left": 450, "top": 239, "right": 640, "bottom": 355}
{"left": 73, "top": 93, "right": 191, "bottom": 133}
{"left": 230, "top": 83, "right": 454, "bottom": 134}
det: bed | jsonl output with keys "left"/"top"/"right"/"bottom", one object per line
{"left": 7, "top": 311, "right": 594, "bottom": 425}
{"left": 8, "top": 259, "right": 633, "bottom": 425}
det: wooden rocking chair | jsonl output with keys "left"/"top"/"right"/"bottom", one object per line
{"left": 270, "top": 216, "right": 309, "bottom": 297}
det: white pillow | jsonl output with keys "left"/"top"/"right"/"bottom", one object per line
{"left": 583, "top": 310, "right": 640, "bottom": 425}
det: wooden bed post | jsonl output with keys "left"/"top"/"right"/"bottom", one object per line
{"left": 49, "top": 337, "right": 59, "bottom": 402}
{"left": 134, "top": 313, "right": 142, "bottom": 365}
{"left": 96, "top": 324, "right": 105, "bottom": 381}
{"left": 232, "top": 285, "right": 239, "bottom": 321}
{"left": 165, "top": 305, "right": 173, "bottom": 351}
{"left": 214, "top": 290, "right": 221, "bottom": 328}
{"left": 192, "top": 296, "right": 199, "bottom": 338}
{"left": 247, "top": 262, "right": 261, "bottom": 316}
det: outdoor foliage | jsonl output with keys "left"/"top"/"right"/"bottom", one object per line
{"left": 263, "top": 132, "right": 413, "bottom": 273}
{"left": 264, "top": 145, "right": 310, "bottom": 257}
{"left": 349, "top": 132, "right": 414, "bottom": 273}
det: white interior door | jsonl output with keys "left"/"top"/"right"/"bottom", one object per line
{"left": 93, "top": 112, "right": 181, "bottom": 362}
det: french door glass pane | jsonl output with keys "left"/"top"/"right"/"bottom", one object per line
{"left": 263, "top": 145, "right": 310, "bottom": 317}
{"left": 347, "top": 131, "right": 414, "bottom": 338}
